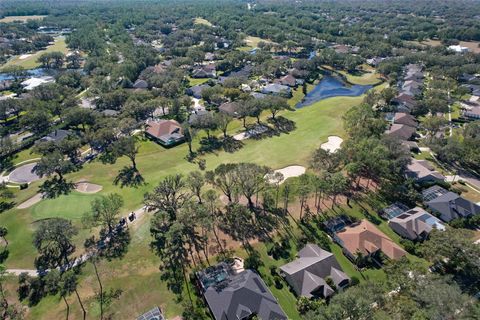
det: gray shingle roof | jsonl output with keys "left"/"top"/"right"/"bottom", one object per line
{"left": 279, "top": 244, "right": 349, "bottom": 298}
{"left": 203, "top": 270, "right": 287, "bottom": 320}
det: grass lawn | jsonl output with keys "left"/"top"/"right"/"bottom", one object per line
{"left": 0, "top": 85, "right": 387, "bottom": 318}
{"left": 453, "top": 183, "right": 480, "bottom": 203}
{"left": 339, "top": 70, "right": 383, "bottom": 86}
{"left": 239, "top": 36, "right": 275, "bottom": 50}
{"left": 187, "top": 76, "right": 209, "bottom": 86}
{"left": 193, "top": 17, "right": 213, "bottom": 27}
{"left": 10, "top": 146, "right": 40, "bottom": 166}
{"left": 0, "top": 15, "right": 46, "bottom": 23}
{"left": 1, "top": 36, "right": 68, "bottom": 70}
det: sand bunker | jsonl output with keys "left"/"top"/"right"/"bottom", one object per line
{"left": 321, "top": 136, "right": 343, "bottom": 153}
{"left": 19, "top": 54, "right": 32, "bottom": 60}
{"left": 75, "top": 182, "right": 102, "bottom": 193}
{"left": 17, "top": 193, "right": 43, "bottom": 209}
{"left": 267, "top": 165, "right": 306, "bottom": 184}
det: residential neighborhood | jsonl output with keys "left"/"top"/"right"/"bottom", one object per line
{"left": 0, "top": 0, "right": 480, "bottom": 320}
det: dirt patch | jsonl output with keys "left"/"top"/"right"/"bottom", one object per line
{"left": 75, "top": 181, "right": 102, "bottom": 194}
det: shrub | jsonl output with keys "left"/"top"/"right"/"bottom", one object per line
{"left": 20, "top": 183, "right": 28, "bottom": 190}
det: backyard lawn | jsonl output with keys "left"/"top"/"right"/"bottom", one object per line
{"left": 187, "top": 76, "right": 210, "bottom": 86}
{"left": 0, "top": 36, "right": 68, "bottom": 70}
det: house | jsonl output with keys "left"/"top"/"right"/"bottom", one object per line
{"left": 279, "top": 244, "right": 349, "bottom": 299}
{"left": 251, "top": 92, "right": 267, "bottom": 99}
{"left": 422, "top": 185, "right": 480, "bottom": 222}
{"left": 136, "top": 306, "right": 165, "bottom": 320}
{"left": 366, "top": 57, "right": 385, "bottom": 67}
{"left": 388, "top": 207, "right": 445, "bottom": 240}
{"left": 275, "top": 74, "right": 297, "bottom": 87}
{"left": 219, "top": 101, "right": 242, "bottom": 118}
{"left": 102, "top": 109, "right": 119, "bottom": 117}
{"left": 39, "top": 129, "right": 71, "bottom": 143}
{"left": 0, "top": 80, "right": 13, "bottom": 91}
{"left": 133, "top": 79, "right": 148, "bottom": 89}
{"left": 380, "top": 202, "right": 410, "bottom": 220}
{"left": 261, "top": 83, "right": 292, "bottom": 97}
{"left": 385, "top": 123, "right": 416, "bottom": 141}
{"left": 405, "top": 159, "right": 445, "bottom": 183}
{"left": 192, "top": 64, "right": 216, "bottom": 78}
{"left": 187, "top": 84, "right": 210, "bottom": 99}
{"left": 21, "top": 76, "right": 55, "bottom": 90}
{"left": 392, "top": 93, "right": 417, "bottom": 112}
{"left": 394, "top": 112, "right": 418, "bottom": 127}
{"left": 335, "top": 220, "right": 407, "bottom": 261}
{"left": 145, "top": 119, "right": 184, "bottom": 147}
{"left": 448, "top": 45, "right": 469, "bottom": 53}
{"left": 197, "top": 263, "right": 287, "bottom": 320}
{"left": 461, "top": 106, "right": 480, "bottom": 120}
{"left": 323, "top": 215, "right": 352, "bottom": 234}
{"left": 205, "top": 52, "right": 216, "bottom": 61}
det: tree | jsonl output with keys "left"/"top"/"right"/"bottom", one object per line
{"left": 182, "top": 123, "right": 198, "bottom": 158}
{"left": 20, "top": 108, "right": 51, "bottom": 136}
{"left": 297, "top": 174, "right": 312, "bottom": 220}
{"left": 304, "top": 282, "right": 385, "bottom": 320}
{"left": 144, "top": 174, "right": 190, "bottom": 220}
{"left": 423, "top": 115, "right": 447, "bottom": 140}
{"left": 0, "top": 227, "right": 8, "bottom": 248}
{"left": 84, "top": 194, "right": 124, "bottom": 234}
{"left": 187, "top": 171, "right": 204, "bottom": 204}
{"left": 264, "top": 96, "right": 291, "bottom": 120}
{"left": 84, "top": 236, "right": 104, "bottom": 320}
{"left": 33, "top": 151, "right": 77, "bottom": 198}
{"left": 420, "top": 228, "right": 480, "bottom": 293}
{"left": 310, "top": 147, "right": 340, "bottom": 172}
{"left": 343, "top": 104, "right": 386, "bottom": 139}
{"left": 60, "top": 271, "right": 86, "bottom": 320}
{"left": 233, "top": 163, "right": 269, "bottom": 211}
{"left": 327, "top": 172, "right": 349, "bottom": 208}
{"left": 0, "top": 264, "right": 23, "bottom": 319}
{"left": 112, "top": 136, "right": 140, "bottom": 171}
{"left": 66, "top": 52, "right": 82, "bottom": 69}
{"left": 33, "top": 218, "right": 78, "bottom": 271}
{"left": 215, "top": 112, "right": 233, "bottom": 138}
{"left": 205, "top": 164, "right": 238, "bottom": 203}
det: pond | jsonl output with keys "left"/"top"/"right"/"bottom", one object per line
{"left": 296, "top": 75, "right": 372, "bottom": 108}
{"left": 0, "top": 68, "right": 57, "bottom": 81}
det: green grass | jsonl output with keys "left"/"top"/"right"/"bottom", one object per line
{"left": 1, "top": 37, "right": 68, "bottom": 70}
{"left": 0, "top": 87, "right": 384, "bottom": 318}
{"left": 339, "top": 70, "right": 383, "bottom": 86}
{"left": 193, "top": 17, "right": 213, "bottom": 27}
{"left": 187, "top": 76, "right": 209, "bottom": 86}
{"left": 10, "top": 146, "right": 40, "bottom": 166}
{"left": 0, "top": 15, "right": 46, "bottom": 23}
{"left": 30, "top": 192, "right": 102, "bottom": 222}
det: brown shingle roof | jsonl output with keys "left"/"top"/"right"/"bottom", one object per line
{"left": 336, "top": 220, "right": 406, "bottom": 260}
{"left": 146, "top": 120, "right": 182, "bottom": 139}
